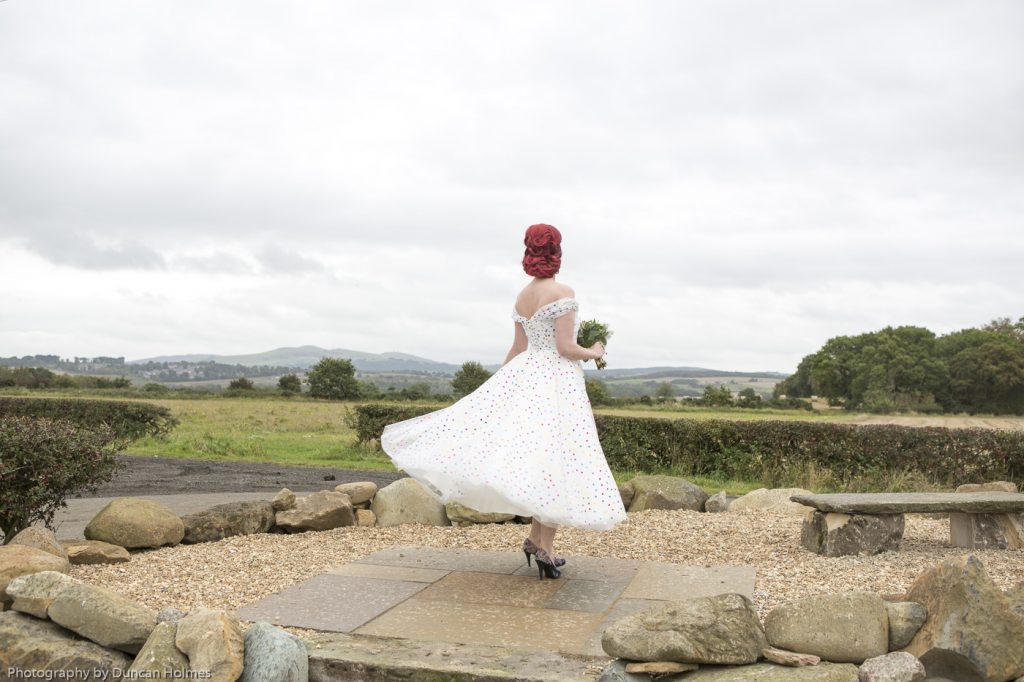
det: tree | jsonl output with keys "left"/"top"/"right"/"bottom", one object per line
{"left": 949, "top": 340, "right": 1024, "bottom": 414}
{"left": 737, "top": 387, "right": 762, "bottom": 408}
{"left": 305, "top": 357, "right": 360, "bottom": 400}
{"left": 702, "top": 384, "right": 734, "bottom": 407}
{"left": 654, "top": 382, "right": 675, "bottom": 401}
{"left": 277, "top": 374, "right": 302, "bottom": 395}
{"left": 585, "top": 378, "right": 612, "bottom": 406}
{"left": 228, "top": 377, "right": 254, "bottom": 390}
{"left": 451, "top": 361, "right": 493, "bottom": 398}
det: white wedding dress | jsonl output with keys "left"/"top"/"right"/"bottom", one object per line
{"left": 381, "top": 297, "right": 627, "bottom": 530}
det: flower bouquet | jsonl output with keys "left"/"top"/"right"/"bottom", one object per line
{"left": 577, "top": 319, "right": 612, "bottom": 370}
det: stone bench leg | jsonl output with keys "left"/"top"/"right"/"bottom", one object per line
{"left": 949, "top": 512, "right": 1024, "bottom": 550}
{"left": 801, "top": 511, "right": 905, "bottom": 556}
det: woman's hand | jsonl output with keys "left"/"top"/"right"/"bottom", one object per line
{"left": 589, "top": 341, "right": 605, "bottom": 360}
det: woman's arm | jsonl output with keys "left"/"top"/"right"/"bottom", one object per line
{"left": 554, "top": 313, "right": 604, "bottom": 361}
{"left": 502, "top": 322, "right": 529, "bottom": 366}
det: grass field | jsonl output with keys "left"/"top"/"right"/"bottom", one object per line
{"left": 6, "top": 390, "right": 1022, "bottom": 495}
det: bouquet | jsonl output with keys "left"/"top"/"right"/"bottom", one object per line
{"left": 577, "top": 319, "right": 612, "bottom": 370}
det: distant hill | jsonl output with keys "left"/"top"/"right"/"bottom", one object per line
{"left": 131, "top": 345, "right": 461, "bottom": 374}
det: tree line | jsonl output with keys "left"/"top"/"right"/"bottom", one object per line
{"left": 775, "top": 316, "right": 1024, "bottom": 414}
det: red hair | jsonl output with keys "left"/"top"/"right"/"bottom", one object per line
{"left": 522, "top": 224, "right": 562, "bottom": 278}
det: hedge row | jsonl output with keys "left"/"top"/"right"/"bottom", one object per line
{"left": 1, "top": 416, "right": 122, "bottom": 543}
{"left": 0, "top": 397, "right": 178, "bottom": 442}
{"left": 352, "top": 403, "right": 1024, "bottom": 489}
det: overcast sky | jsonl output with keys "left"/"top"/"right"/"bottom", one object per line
{"left": 1, "top": 1, "right": 1021, "bottom": 372}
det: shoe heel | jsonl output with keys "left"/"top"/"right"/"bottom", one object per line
{"left": 524, "top": 550, "right": 532, "bottom": 567}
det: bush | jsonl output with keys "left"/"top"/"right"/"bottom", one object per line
{"left": 0, "top": 397, "right": 178, "bottom": 442}
{"left": 0, "top": 416, "right": 123, "bottom": 543}
{"left": 228, "top": 377, "right": 254, "bottom": 391}
{"left": 352, "top": 403, "right": 1024, "bottom": 489}
{"left": 278, "top": 373, "right": 302, "bottom": 395}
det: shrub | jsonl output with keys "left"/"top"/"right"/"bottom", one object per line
{"left": 306, "top": 357, "right": 360, "bottom": 400}
{"left": 0, "top": 397, "right": 178, "bottom": 442}
{"left": 352, "top": 403, "right": 1024, "bottom": 489}
{"left": 0, "top": 416, "right": 123, "bottom": 543}
{"left": 228, "top": 377, "right": 255, "bottom": 391}
{"left": 278, "top": 373, "right": 302, "bottom": 395}
{"left": 451, "top": 362, "right": 492, "bottom": 398}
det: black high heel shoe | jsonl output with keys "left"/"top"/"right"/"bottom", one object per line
{"left": 522, "top": 538, "right": 566, "bottom": 567}
{"left": 533, "top": 547, "right": 561, "bottom": 580}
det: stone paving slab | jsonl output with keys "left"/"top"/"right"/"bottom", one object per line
{"left": 791, "top": 491, "right": 1024, "bottom": 513}
{"left": 238, "top": 545, "right": 757, "bottom": 663}
{"left": 236, "top": 573, "right": 429, "bottom": 631}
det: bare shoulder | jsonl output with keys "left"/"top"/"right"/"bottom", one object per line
{"left": 555, "top": 283, "right": 576, "bottom": 298}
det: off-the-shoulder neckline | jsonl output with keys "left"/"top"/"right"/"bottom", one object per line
{"left": 513, "top": 296, "right": 576, "bottom": 321}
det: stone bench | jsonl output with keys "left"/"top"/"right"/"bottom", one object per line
{"left": 790, "top": 492, "right": 1024, "bottom": 556}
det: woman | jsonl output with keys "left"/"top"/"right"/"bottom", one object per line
{"left": 381, "top": 224, "right": 627, "bottom": 579}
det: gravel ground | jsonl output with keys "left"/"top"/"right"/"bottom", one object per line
{"left": 70, "top": 510, "right": 1024, "bottom": 635}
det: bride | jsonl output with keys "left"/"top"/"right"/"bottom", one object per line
{"left": 381, "top": 224, "right": 627, "bottom": 579}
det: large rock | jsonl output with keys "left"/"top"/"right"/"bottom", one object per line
{"left": 9, "top": 527, "right": 68, "bottom": 560}
{"left": 903, "top": 555, "right": 1024, "bottom": 682}
{"left": 61, "top": 539, "right": 131, "bottom": 565}
{"left": 128, "top": 621, "right": 190, "bottom": 679}
{"left": 84, "top": 497, "right": 185, "bottom": 548}
{"left": 370, "top": 479, "right": 451, "bottom": 527}
{"left": 956, "top": 481, "right": 1018, "bottom": 493}
{"left": 858, "top": 652, "right": 925, "bottom": 682}
{"left": 0, "top": 544, "right": 70, "bottom": 606}
{"left": 355, "top": 509, "right": 376, "bottom": 527}
{"left": 675, "top": 662, "right": 859, "bottom": 680}
{"left": 619, "top": 484, "right": 635, "bottom": 510}
{"left": 917, "top": 649, "right": 985, "bottom": 682}
{"left": 705, "top": 491, "right": 730, "bottom": 513}
{"left": 883, "top": 601, "right": 927, "bottom": 650}
{"left": 176, "top": 608, "right": 245, "bottom": 682}
{"left": 182, "top": 500, "right": 276, "bottom": 543}
{"left": 623, "top": 475, "right": 709, "bottom": 512}
{"left": 602, "top": 593, "right": 767, "bottom": 664}
{"left": 764, "top": 592, "right": 888, "bottom": 663}
{"left": 47, "top": 576, "right": 157, "bottom": 654}
{"left": 444, "top": 501, "right": 516, "bottom": 526}
{"left": 730, "top": 488, "right": 815, "bottom": 515}
{"left": 335, "top": 481, "right": 378, "bottom": 506}
{"left": 272, "top": 488, "right": 296, "bottom": 511}
{"left": 949, "top": 511, "right": 1024, "bottom": 549}
{"left": 801, "top": 511, "right": 904, "bottom": 556}
{"left": 0, "top": 610, "right": 132, "bottom": 672}
{"left": 243, "top": 620, "right": 309, "bottom": 682}
{"left": 6, "top": 571, "right": 75, "bottom": 618}
{"left": 275, "top": 491, "right": 355, "bottom": 532}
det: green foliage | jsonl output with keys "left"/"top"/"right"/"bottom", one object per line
{"left": 0, "top": 416, "right": 123, "bottom": 543}
{"left": 784, "top": 316, "right": 1024, "bottom": 414}
{"left": 228, "top": 376, "right": 254, "bottom": 391}
{"left": 451, "top": 361, "right": 493, "bottom": 398}
{"left": 701, "top": 384, "right": 734, "bottom": 407}
{"left": 655, "top": 382, "right": 675, "bottom": 400}
{"left": 585, "top": 378, "right": 612, "bottom": 406}
{"left": 737, "top": 388, "right": 762, "bottom": 408}
{"left": 353, "top": 403, "right": 1024, "bottom": 490}
{"left": 0, "top": 366, "right": 131, "bottom": 390}
{"left": 277, "top": 374, "right": 302, "bottom": 395}
{"left": 0, "top": 397, "right": 178, "bottom": 442}
{"left": 305, "top": 357, "right": 360, "bottom": 400}
{"left": 577, "top": 320, "right": 613, "bottom": 369}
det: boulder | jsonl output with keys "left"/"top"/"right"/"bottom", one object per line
{"left": 0, "top": 610, "right": 132, "bottom": 672}
{"left": 9, "top": 527, "right": 68, "bottom": 560}
{"left": 335, "top": 481, "right": 378, "bottom": 506}
{"left": 355, "top": 509, "right": 376, "bottom": 527}
{"left": 61, "top": 539, "right": 131, "bottom": 565}
{"left": 623, "top": 475, "right": 709, "bottom": 512}
{"left": 602, "top": 593, "right": 767, "bottom": 664}
{"left": 46, "top": 576, "right": 158, "bottom": 654}
{"left": 84, "top": 497, "right": 184, "bottom": 548}
{"left": 0, "top": 544, "right": 70, "bottom": 606}
{"left": 858, "top": 652, "right": 925, "bottom": 682}
{"left": 272, "top": 488, "right": 296, "bottom": 511}
{"left": 949, "top": 511, "right": 1024, "bottom": 549}
{"left": 705, "top": 491, "right": 730, "bottom": 513}
{"left": 618, "top": 484, "right": 635, "bottom": 510}
{"left": 242, "top": 621, "right": 310, "bottom": 682}
{"left": 801, "top": 511, "right": 904, "bottom": 556}
{"left": 128, "top": 621, "right": 189, "bottom": 679}
{"left": 917, "top": 649, "right": 985, "bottom": 682}
{"left": 956, "top": 481, "right": 1018, "bottom": 493}
{"left": 370, "top": 479, "right": 450, "bottom": 527}
{"left": 444, "top": 501, "right": 516, "bottom": 526}
{"left": 182, "top": 500, "right": 276, "bottom": 543}
{"left": 175, "top": 608, "right": 245, "bottom": 682}
{"left": 275, "top": 491, "right": 355, "bottom": 532}
{"left": 729, "top": 488, "right": 815, "bottom": 516}
{"left": 762, "top": 646, "right": 821, "bottom": 666}
{"left": 764, "top": 592, "right": 888, "bottom": 663}
{"left": 674, "top": 662, "right": 860, "bottom": 680}
{"left": 883, "top": 601, "right": 927, "bottom": 651}
{"left": 6, "top": 571, "right": 75, "bottom": 618}
{"left": 903, "top": 555, "right": 1024, "bottom": 682}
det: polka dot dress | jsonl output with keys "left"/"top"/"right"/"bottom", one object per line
{"left": 381, "top": 298, "right": 627, "bottom": 530}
